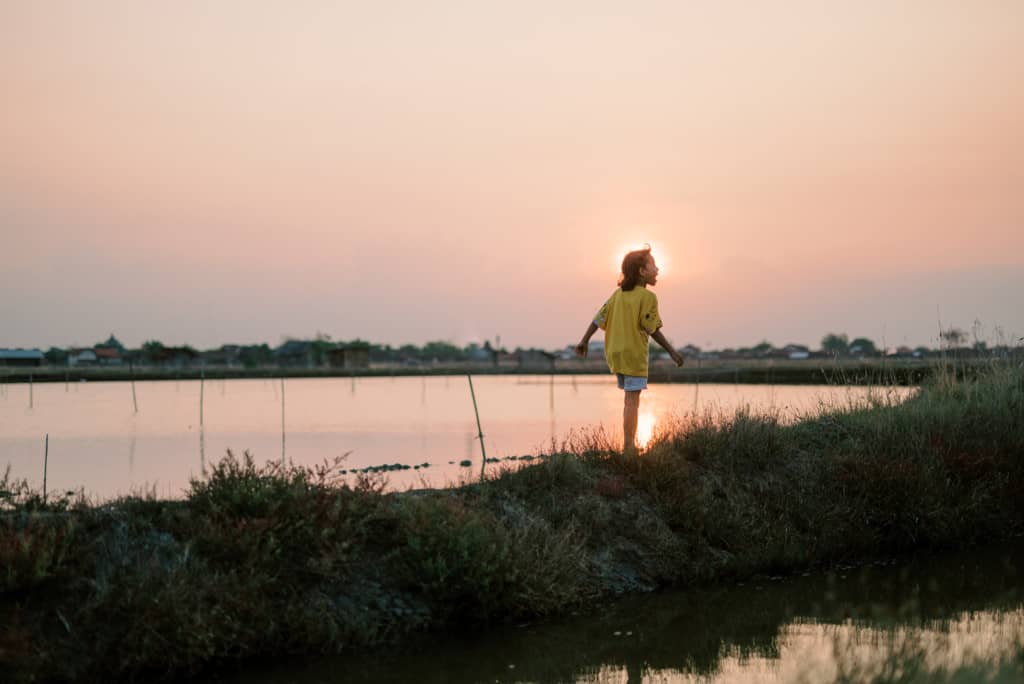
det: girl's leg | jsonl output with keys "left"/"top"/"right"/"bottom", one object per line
{"left": 623, "top": 390, "right": 641, "bottom": 454}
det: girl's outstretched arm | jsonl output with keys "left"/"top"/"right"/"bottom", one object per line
{"left": 651, "top": 329, "right": 684, "bottom": 366}
{"left": 575, "top": 322, "right": 599, "bottom": 357}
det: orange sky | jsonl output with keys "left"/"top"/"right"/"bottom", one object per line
{"left": 2, "top": 1, "right": 1022, "bottom": 350}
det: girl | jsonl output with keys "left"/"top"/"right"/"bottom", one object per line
{"left": 575, "top": 245, "right": 684, "bottom": 454}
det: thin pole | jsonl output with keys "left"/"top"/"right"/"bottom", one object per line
{"left": 549, "top": 373, "right": 555, "bottom": 445}
{"left": 43, "top": 433, "right": 48, "bottom": 503}
{"left": 694, "top": 355, "right": 701, "bottom": 411}
{"left": 130, "top": 360, "right": 138, "bottom": 413}
{"left": 467, "top": 374, "right": 487, "bottom": 482}
{"left": 199, "top": 367, "right": 205, "bottom": 429}
{"left": 29, "top": 373, "right": 34, "bottom": 409}
{"left": 280, "top": 376, "right": 286, "bottom": 465}
{"left": 199, "top": 367, "right": 206, "bottom": 472}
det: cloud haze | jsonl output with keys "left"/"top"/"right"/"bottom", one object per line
{"left": 2, "top": 1, "right": 1022, "bottom": 350}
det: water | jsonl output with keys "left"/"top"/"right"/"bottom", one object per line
{"left": 210, "top": 543, "right": 1024, "bottom": 683}
{"left": 0, "top": 375, "right": 908, "bottom": 500}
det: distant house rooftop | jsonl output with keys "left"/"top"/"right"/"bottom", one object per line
{"left": 0, "top": 349, "right": 45, "bottom": 360}
{"left": 0, "top": 348, "right": 45, "bottom": 367}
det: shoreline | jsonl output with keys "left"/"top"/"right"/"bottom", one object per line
{"left": 0, "top": 359, "right": 941, "bottom": 386}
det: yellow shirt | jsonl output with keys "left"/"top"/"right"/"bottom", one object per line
{"left": 594, "top": 287, "right": 663, "bottom": 377}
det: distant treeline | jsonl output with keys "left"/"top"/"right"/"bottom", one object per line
{"left": 30, "top": 336, "right": 517, "bottom": 369}
{"left": 9, "top": 326, "right": 1021, "bottom": 370}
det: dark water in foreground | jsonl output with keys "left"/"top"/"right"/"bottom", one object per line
{"left": 211, "top": 543, "right": 1024, "bottom": 683}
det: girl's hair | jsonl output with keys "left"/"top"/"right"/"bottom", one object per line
{"left": 618, "top": 244, "right": 652, "bottom": 291}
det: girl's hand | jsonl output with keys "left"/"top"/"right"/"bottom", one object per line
{"left": 574, "top": 342, "right": 589, "bottom": 358}
{"left": 671, "top": 351, "right": 685, "bottom": 367}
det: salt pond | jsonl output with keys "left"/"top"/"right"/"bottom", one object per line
{"left": 1, "top": 375, "right": 909, "bottom": 500}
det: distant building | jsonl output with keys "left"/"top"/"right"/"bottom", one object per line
{"left": 557, "top": 345, "right": 577, "bottom": 361}
{"left": 0, "top": 349, "right": 44, "bottom": 367}
{"left": 466, "top": 343, "right": 493, "bottom": 363}
{"left": 94, "top": 347, "right": 124, "bottom": 366}
{"left": 149, "top": 347, "right": 199, "bottom": 368}
{"left": 783, "top": 344, "right": 811, "bottom": 360}
{"left": 274, "top": 340, "right": 314, "bottom": 368}
{"left": 201, "top": 345, "right": 243, "bottom": 367}
{"left": 516, "top": 349, "right": 556, "bottom": 371}
{"left": 96, "top": 335, "right": 126, "bottom": 354}
{"left": 68, "top": 348, "right": 98, "bottom": 366}
{"left": 326, "top": 345, "right": 370, "bottom": 369}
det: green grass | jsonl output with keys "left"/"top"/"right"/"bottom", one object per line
{"left": 1, "top": 362, "right": 1022, "bottom": 682}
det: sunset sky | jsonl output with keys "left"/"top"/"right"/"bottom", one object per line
{"left": 3, "top": 1, "right": 1022, "bottom": 352}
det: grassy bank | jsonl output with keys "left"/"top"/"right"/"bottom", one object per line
{"left": 2, "top": 363, "right": 1022, "bottom": 682}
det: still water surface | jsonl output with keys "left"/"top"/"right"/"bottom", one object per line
{"left": 212, "top": 544, "right": 1024, "bottom": 683}
{"left": 1, "top": 375, "right": 907, "bottom": 500}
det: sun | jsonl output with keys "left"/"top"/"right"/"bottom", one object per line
{"left": 612, "top": 242, "right": 669, "bottom": 277}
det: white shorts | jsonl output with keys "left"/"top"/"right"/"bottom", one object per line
{"left": 616, "top": 374, "right": 648, "bottom": 391}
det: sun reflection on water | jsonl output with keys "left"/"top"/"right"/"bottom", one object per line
{"left": 636, "top": 410, "right": 656, "bottom": 449}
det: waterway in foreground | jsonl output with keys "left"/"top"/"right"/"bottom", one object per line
{"left": 209, "top": 543, "right": 1023, "bottom": 683}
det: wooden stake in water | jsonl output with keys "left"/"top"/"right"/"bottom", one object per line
{"left": 549, "top": 374, "right": 555, "bottom": 444}
{"left": 130, "top": 360, "right": 139, "bottom": 413}
{"left": 199, "top": 367, "right": 206, "bottom": 472}
{"left": 694, "top": 355, "right": 701, "bottom": 411}
{"left": 467, "top": 374, "right": 487, "bottom": 482}
{"left": 280, "top": 376, "right": 286, "bottom": 465}
{"left": 199, "top": 367, "right": 205, "bottom": 428}
{"left": 43, "top": 433, "right": 48, "bottom": 503}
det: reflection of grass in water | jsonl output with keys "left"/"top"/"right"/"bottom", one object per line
{"left": 828, "top": 616, "right": 1024, "bottom": 684}
{"left": 1, "top": 362, "right": 1022, "bottom": 682}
